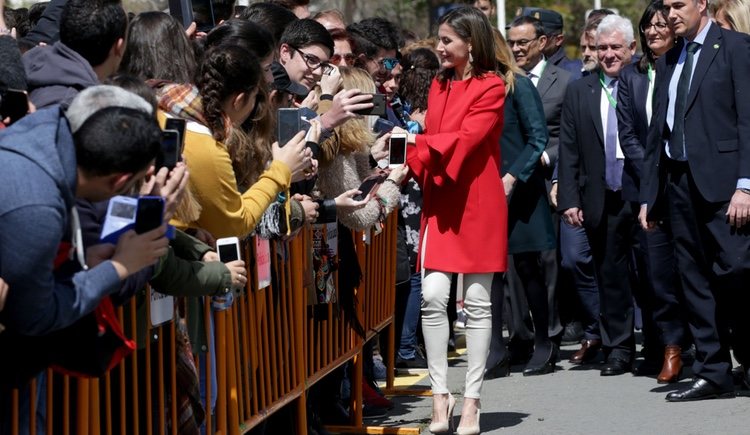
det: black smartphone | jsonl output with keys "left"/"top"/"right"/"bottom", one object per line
{"left": 165, "top": 117, "right": 186, "bottom": 148}
{"left": 373, "top": 118, "right": 395, "bottom": 136}
{"left": 353, "top": 93, "right": 387, "bottom": 116}
{"left": 0, "top": 89, "right": 29, "bottom": 125}
{"left": 167, "top": 0, "right": 194, "bottom": 28}
{"left": 354, "top": 175, "right": 385, "bottom": 201}
{"left": 191, "top": 0, "right": 216, "bottom": 33}
{"left": 134, "top": 196, "right": 164, "bottom": 234}
{"left": 388, "top": 134, "right": 407, "bottom": 168}
{"left": 157, "top": 130, "right": 181, "bottom": 171}
{"left": 276, "top": 108, "right": 311, "bottom": 147}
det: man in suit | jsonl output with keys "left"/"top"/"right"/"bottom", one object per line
{"left": 641, "top": 0, "right": 750, "bottom": 401}
{"left": 558, "top": 14, "right": 638, "bottom": 376}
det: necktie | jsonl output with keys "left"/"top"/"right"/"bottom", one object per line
{"left": 605, "top": 79, "right": 623, "bottom": 191}
{"left": 669, "top": 41, "right": 700, "bottom": 160}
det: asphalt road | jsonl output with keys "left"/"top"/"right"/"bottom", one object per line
{"left": 376, "top": 337, "right": 750, "bottom": 434}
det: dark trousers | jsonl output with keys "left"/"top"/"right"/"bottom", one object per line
{"left": 665, "top": 160, "right": 750, "bottom": 389}
{"left": 585, "top": 191, "right": 636, "bottom": 361}
{"left": 637, "top": 220, "right": 688, "bottom": 349}
{"left": 560, "top": 219, "right": 600, "bottom": 340}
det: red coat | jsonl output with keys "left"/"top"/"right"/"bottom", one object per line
{"left": 407, "top": 73, "right": 507, "bottom": 274}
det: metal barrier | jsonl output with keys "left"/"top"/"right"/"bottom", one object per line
{"left": 4, "top": 212, "right": 405, "bottom": 435}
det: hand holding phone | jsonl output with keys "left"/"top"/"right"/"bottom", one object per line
{"left": 388, "top": 133, "right": 407, "bottom": 168}
{"left": 216, "top": 237, "right": 241, "bottom": 263}
{"left": 0, "top": 88, "right": 29, "bottom": 125}
{"left": 352, "top": 93, "right": 386, "bottom": 116}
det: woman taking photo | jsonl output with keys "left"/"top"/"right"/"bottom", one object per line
{"left": 400, "top": 6, "right": 506, "bottom": 435}
{"left": 619, "top": 0, "right": 686, "bottom": 383}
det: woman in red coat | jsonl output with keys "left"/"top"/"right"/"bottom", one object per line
{"left": 401, "top": 6, "right": 506, "bottom": 435}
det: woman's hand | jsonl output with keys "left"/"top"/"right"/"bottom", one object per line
{"left": 225, "top": 260, "right": 247, "bottom": 289}
{"left": 296, "top": 90, "right": 319, "bottom": 111}
{"left": 319, "top": 66, "right": 342, "bottom": 95}
{"left": 294, "top": 194, "right": 319, "bottom": 224}
{"left": 371, "top": 133, "right": 390, "bottom": 162}
{"left": 502, "top": 173, "right": 516, "bottom": 198}
{"left": 334, "top": 189, "right": 370, "bottom": 211}
{"left": 306, "top": 118, "right": 322, "bottom": 144}
{"left": 273, "top": 130, "right": 314, "bottom": 182}
{"left": 387, "top": 164, "right": 410, "bottom": 185}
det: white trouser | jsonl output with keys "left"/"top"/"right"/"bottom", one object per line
{"left": 421, "top": 269, "right": 493, "bottom": 399}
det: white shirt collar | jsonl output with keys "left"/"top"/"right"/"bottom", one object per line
{"left": 527, "top": 57, "right": 547, "bottom": 78}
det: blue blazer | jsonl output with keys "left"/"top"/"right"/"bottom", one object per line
{"left": 643, "top": 23, "right": 750, "bottom": 212}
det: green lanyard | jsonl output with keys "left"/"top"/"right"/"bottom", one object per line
{"left": 647, "top": 64, "right": 654, "bottom": 83}
{"left": 598, "top": 71, "right": 617, "bottom": 109}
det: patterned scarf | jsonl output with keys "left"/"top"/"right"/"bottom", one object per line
{"left": 152, "top": 82, "right": 208, "bottom": 125}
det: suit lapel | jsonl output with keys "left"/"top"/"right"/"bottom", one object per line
{"left": 686, "top": 24, "right": 721, "bottom": 112}
{"left": 536, "top": 66, "right": 555, "bottom": 99}
{"left": 586, "top": 75, "right": 605, "bottom": 145}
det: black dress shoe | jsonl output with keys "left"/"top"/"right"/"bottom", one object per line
{"left": 484, "top": 356, "right": 510, "bottom": 379}
{"left": 523, "top": 344, "right": 558, "bottom": 376}
{"left": 665, "top": 378, "right": 735, "bottom": 402}
{"left": 600, "top": 358, "right": 632, "bottom": 376}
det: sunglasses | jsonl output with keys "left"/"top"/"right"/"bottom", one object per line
{"left": 330, "top": 52, "right": 356, "bottom": 65}
{"left": 381, "top": 57, "right": 399, "bottom": 71}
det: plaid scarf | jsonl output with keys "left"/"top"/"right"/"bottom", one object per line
{"left": 153, "top": 82, "right": 208, "bottom": 125}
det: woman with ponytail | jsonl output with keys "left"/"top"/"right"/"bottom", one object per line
{"left": 156, "top": 43, "right": 314, "bottom": 238}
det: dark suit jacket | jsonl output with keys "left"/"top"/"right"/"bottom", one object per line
{"left": 616, "top": 63, "right": 651, "bottom": 203}
{"left": 642, "top": 23, "right": 750, "bottom": 214}
{"left": 557, "top": 73, "right": 637, "bottom": 229}
{"left": 536, "top": 62, "right": 573, "bottom": 168}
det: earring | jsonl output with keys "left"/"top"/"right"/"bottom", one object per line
{"left": 469, "top": 51, "right": 474, "bottom": 64}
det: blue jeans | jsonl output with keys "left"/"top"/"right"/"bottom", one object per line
{"left": 395, "top": 273, "right": 422, "bottom": 360}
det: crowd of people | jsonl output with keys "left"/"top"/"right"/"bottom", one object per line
{"left": 1, "top": 0, "right": 750, "bottom": 434}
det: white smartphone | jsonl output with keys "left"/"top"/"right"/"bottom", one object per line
{"left": 388, "top": 133, "right": 407, "bottom": 168}
{"left": 216, "top": 237, "right": 241, "bottom": 263}
{"left": 100, "top": 195, "right": 138, "bottom": 243}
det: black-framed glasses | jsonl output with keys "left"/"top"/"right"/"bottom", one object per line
{"left": 640, "top": 22, "right": 669, "bottom": 32}
{"left": 290, "top": 46, "right": 334, "bottom": 74}
{"left": 507, "top": 37, "right": 540, "bottom": 49}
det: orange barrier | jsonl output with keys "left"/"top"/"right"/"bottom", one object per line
{"left": 4, "top": 212, "right": 402, "bottom": 435}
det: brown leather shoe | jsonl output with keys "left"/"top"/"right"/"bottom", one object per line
{"left": 569, "top": 339, "right": 602, "bottom": 364}
{"left": 657, "top": 345, "right": 683, "bottom": 384}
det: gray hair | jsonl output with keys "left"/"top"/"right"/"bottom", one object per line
{"left": 65, "top": 85, "right": 153, "bottom": 134}
{"left": 596, "top": 15, "right": 635, "bottom": 45}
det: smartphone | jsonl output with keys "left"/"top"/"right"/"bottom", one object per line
{"left": 373, "top": 118, "right": 395, "bottom": 136}
{"left": 216, "top": 237, "right": 241, "bottom": 263}
{"left": 0, "top": 88, "right": 29, "bottom": 125}
{"left": 101, "top": 196, "right": 139, "bottom": 242}
{"left": 388, "top": 133, "right": 407, "bottom": 168}
{"left": 165, "top": 117, "right": 186, "bottom": 147}
{"left": 167, "top": 0, "right": 194, "bottom": 28}
{"left": 277, "top": 108, "right": 311, "bottom": 147}
{"left": 191, "top": 0, "right": 216, "bottom": 33}
{"left": 354, "top": 175, "right": 385, "bottom": 201}
{"left": 134, "top": 196, "right": 165, "bottom": 234}
{"left": 158, "top": 129, "right": 181, "bottom": 170}
{"left": 353, "top": 93, "right": 387, "bottom": 116}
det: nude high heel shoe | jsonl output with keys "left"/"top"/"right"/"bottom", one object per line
{"left": 456, "top": 405, "right": 481, "bottom": 435}
{"left": 428, "top": 393, "right": 455, "bottom": 434}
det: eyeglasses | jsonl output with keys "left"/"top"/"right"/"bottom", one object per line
{"left": 507, "top": 37, "right": 540, "bottom": 49}
{"left": 290, "top": 46, "right": 334, "bottom": 74}
{"left": 640, "top": 22, "right": 669, "bottom": 33}
{"left": 596, "top": 44, "right": 625, "bottom": 53}
{"left": 330, "top": 52, "right": 356, "bottom": 66}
